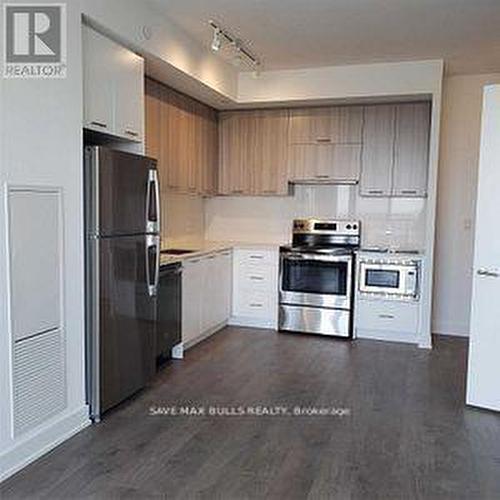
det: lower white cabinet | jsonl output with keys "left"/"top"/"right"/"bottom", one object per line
{"left": 354, "top": 298, "right": 420, "bottom": 344}
{"left": 231, "top": 247, "right": 279, "bottom": 328}
{"left": 182, "top": 250, "right": 232, "bottom": 347}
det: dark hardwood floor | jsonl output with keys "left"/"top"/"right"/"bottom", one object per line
{"left": 1, "top": 328, "right": 500, "bottom": 499}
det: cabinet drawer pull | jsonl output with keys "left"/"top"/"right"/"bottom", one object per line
{"left": 124, "top": 129, "right": 139, "bottom": 137}
{"left": 90, "top": 121, "right": 107, "bottom": 129}
{"left": 249, "top": 255, "right": 265, "bottom": 260}
{"left": 379, "top": 314, "right": 395, "bottom": 319}
{"left": 368, "top": 190, "right": 384, "bottom": 195}
{"left": 400, "top": 190, "right": 418, "bottom": 195}
{"left": 315, "top": 175, "right": 331, "bottom": 179}
{"left": 316, "top": 138, "right": 332, "bottom": 143}
{"left": 249, "top": 276, "right": 265, "bottom": 281}
{"left": 250, "top": 303, "right": 264, "bottom": 308}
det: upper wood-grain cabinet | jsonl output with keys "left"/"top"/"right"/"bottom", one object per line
{"left": 289, "top": 106, "right": 363, "bottom": 144}
{"left": 219, "top": 110, "right": 289, "bottom": 196}
{"left": 288, "top": 106, "right": 363, "bottom": 183}
{"left": 360, "top": 102, "right": 430, "bottom": 197}
{"left": 145, "top": 79, "right": 218, "bottom": 196}
{"left": 83, "top": 25, "right": 144, "bottom": 142}
{"left": 393, "top": 103, "right": 431, "bottom": 197}
{"left": 288, "top": 144, "right": 361, "bottom": 183}
{"left": 252, "top": 110, "right": 289, "bottom": 195}
{"left": 360, "top": 105, "right": 395, "bottom": 196}
{"left": 145, "top": 79, "right": 161, "bottom": 161}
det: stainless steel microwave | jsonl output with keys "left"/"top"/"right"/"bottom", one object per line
{"left": 359, "top": 260, "right": 419, "bottom": 298}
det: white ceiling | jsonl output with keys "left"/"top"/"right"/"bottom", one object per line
{"left": 149, "top": 0, "right": 500, "bottom": 75}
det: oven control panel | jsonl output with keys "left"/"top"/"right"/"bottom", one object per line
{"left": 293, "top": 219, "right": 360, "bottom": 236}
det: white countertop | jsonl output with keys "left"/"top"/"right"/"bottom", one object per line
{"left": 160, "top": 240, "right": 283, "bottom": 266}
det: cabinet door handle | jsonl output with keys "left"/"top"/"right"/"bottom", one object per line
{"left": 316, "top": 138, "right": 332, "bottom": 143}
{"left": 249, "top": 276, "right": 264, "bottom": 281}
{"left": 90, "top": 121, "right": 107, "bottom": 129}
{"left": 315, "top": 175, "right": 331, "bottom": 179}
{"left": 477, "top": 268, "right": 500, "bottom": 278}
{"left": 249, "top": 255, "right": 264, "bottom": 260}
{"left": 400, "top": 190, "right": 418, "bottom": 195}
{"left": 124, "top": 129, "right": 139, "bottom": 137}
{"left": 379, "top": 314, "right": 395, "bottom": 319}
{"left": 367, "top": 190, "right": 384, "bottom": 195}
{"left": 250, "top": 303, "right": 264, "bottom": 308}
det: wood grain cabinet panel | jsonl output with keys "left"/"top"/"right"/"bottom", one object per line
{"left": 219, "top": 110, "right": 289, "bottom": 196}
{"left": 252, "top": 110, "right": 289, "bottom": 195}
{"left": 289, "top": 106, "right": 363, "bottom": 144}
{"left": 289, "top": 143, "right": 361, "bottom": 183}
{"left": 144, "top": 79, "right": 161, "bottom": 160}
{"left": 218, "top": 111, "right": 255, "bottom": 195}
{"left": 393, "top": 102, "right": 431, "bottom": 197}
{"left": 360, "top": 105, "right": 396, "bottom": 196}
{"left": 360, "top": 102, "right": 430, "bottom": 198}
{"left": 145, "top": 79, "right": 218, "bottom": 196}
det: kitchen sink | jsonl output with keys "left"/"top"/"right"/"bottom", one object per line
{"left": 161, "top": 249, "right": 198, "bottom": 255}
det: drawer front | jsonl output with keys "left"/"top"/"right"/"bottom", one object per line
{"left": 279, "top": 305, "right": 350, "bottom": 337}
{"left": 234, "top": 290, "right": 274, "bottom": 318}
{"left": 238, "top": 267, "right": 275, "bottom": 291}
{"left": 356, "top": 299, "right": 419, "bottom": 334}
{"left": 235, "top": 248, "right": 276, "bottom": 268}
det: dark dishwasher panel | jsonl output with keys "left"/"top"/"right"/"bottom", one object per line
{"left": 157, "top": 262, "right": 182, "bottom": 364}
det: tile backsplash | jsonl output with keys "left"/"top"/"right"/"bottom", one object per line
{"left": 161, "top": 192, "right": 205, "bottom": 247}
{"left": 204, "top": 184, "right": 427, "bottom": 250}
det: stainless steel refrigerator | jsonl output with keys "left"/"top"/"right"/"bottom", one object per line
{"left": 84, "top": 146, "right": 160, "bottom": 421}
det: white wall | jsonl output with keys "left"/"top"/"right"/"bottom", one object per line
{"left": 238, "top": 60, "right": 443, "bottom": 104}
{"left": 82, "top": 0, "right": 238, "bottom": 106}
{"left": 433, "top": 73, "right": 500, "bottom": 337}
{"left": 0, "top": 1, "right": 89, "bottom": 481}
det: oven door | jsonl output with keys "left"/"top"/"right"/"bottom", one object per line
{"left": 280, "top": 252, "right": 353, "bottom": 309}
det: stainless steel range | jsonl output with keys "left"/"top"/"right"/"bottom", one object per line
{"left": 279, "top": 219, "right": 360, "bottom": 337}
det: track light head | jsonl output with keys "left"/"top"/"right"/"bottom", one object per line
{"left": 211, "top": 27, "right": 222, "bottom": 52}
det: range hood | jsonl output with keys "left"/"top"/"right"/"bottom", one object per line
{"left": 290, "top": 178, "right": 359, "bottom": 186}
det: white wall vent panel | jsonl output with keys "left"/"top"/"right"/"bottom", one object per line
{"left": 7, "top": 188, "right": 62, "bottom": 342}
{"left": 12, "top": 329, "right": 67, "bottom": 437}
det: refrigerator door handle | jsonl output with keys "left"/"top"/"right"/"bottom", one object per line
{"left": 153, "top": 169, "right": 160, "bottom": 233}
{"left": 146, "top": 235, "right": 160, "bottom": 296}
{"left": 146, "top": 169, "right": 160, "bottom": 233}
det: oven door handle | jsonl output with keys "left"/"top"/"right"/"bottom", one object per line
{"left": 282, "top": 253, "right": 352, "bottom": 263}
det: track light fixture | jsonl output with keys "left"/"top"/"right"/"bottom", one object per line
{"left": 211, "top": 28, "right": 222, "bottom": 52}
{"left": 209, "top": 20, "right": 261, "bottom": 70}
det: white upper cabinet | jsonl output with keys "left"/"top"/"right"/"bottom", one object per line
{"left": 83, "top": 24, "right": 144, "bottom": 142}
{"left": 82, "top": 25, "right": 114, "bottom": 134}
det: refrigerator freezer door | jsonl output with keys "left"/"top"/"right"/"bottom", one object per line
{"left": 85, "top": 146, "right": 159, "bottom": 237}
{"left": 88, "top": 234, "right": 157, "bottom": 419}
